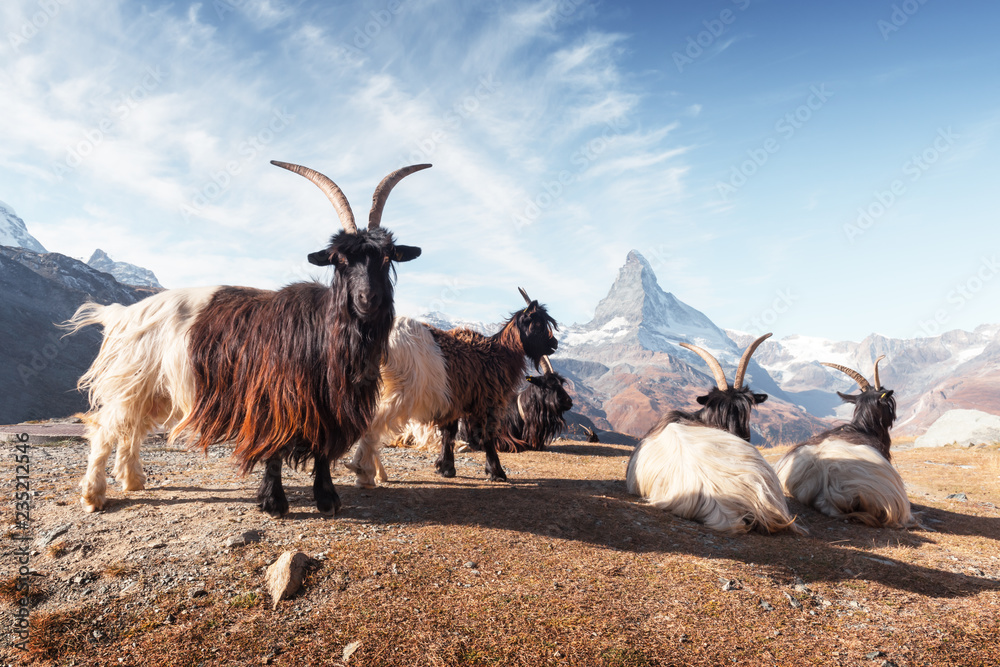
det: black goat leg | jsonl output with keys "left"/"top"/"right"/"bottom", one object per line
{"left": 313, "top": 453, "right": 341, "bottom": 515}
{"left": 257, "top": 453, "right": 289, "bottom": 518}
{"left": 435, "top": 421, "right": 458, "bottom": 478}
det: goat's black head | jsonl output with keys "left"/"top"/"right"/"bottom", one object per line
{"left": 823, "top": 356, "right": 896, "bottom": 449}
{"left": 525, "top": 359, "right": 574, "bottom": 414}
{"left": 514, "top": 287, "right": 558, "bottom": 366}
{"left": 693, "top": 387, "right": 767, "bottom": 442}
{"left": 679, "top": 333, "right": 772, "bottom": 442}
{"left": 272, "top": 160, "right": 429, "bottom": 322}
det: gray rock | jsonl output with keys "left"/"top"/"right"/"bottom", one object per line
{"left": 784, "top": 591, "right": 803, "bottom": 609}
{"left": 189, "top": 588, "right": 208, "bottom": 598}
{"left": 35, "top": 523, "right": 72, "bottom": 548}
{"left": 225, "top": 530, "right": 262, "bottom": 548}
{"left": 915, "top": 409, "right": 1000, "bottom": 447}
{"left": 946, "top": 493, "right": 968, "bottom": 501}
{"left": 759, "top": 600, "right": 774, "bottom": 611}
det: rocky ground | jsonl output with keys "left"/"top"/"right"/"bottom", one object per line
{"left": 1, "top": 433, "right": 998, "bottom": 666}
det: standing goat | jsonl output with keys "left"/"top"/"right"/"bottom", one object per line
{"left": 63, "top": 161, "right": 429, "bottom": 517}
{"left": 774, "top": 357, "right": 916, "bottom": 528}
{"left": 346, "top": 288, "right": 558, "bottom": 487}
{"left": 459, "top": 356, "right": 573, "bottom": 452}
{"left": 626, "top": 334, "right": 803, "bottom": 534}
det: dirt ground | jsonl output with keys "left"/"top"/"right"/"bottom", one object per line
{"left": 1, "top": 434, "right": 998, "bottom": 666}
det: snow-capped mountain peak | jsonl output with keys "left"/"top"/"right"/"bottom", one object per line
{"left": 563, "top": 249, "right": 738, "bottom": 360}
{"left": 86, "top": 249, "right": 163, "bottom": 289}
{"left": 0, "top": 200, "right": 47, "bottom": 253}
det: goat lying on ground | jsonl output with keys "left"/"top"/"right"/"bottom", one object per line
{"left": 64, "top": 161, "right": 429, "bottom": 517}
{"left": 346, "top": 288, "right": 558, "bottom": 487}
{"left": 626, "top": 334, "right": 804, "bottom": 534}
{"left": 774, "top": 357, "right": 916, "bottom": 528}
{"left": 457, "top": 356, "right": 573, "bottom": 452}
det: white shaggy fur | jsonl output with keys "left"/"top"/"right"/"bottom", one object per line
{"left": 774, "top": 439, "right": 916, "bottom": 528}
{"left": 626, "top": 423, "right": 803, "bottom": 534}
{"left": 346, "top": 317, "right": 452, "bottom": 487}
{"left": 62, "top": 286, "right": 221, "bottom": 512}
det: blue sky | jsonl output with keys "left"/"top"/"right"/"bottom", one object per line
{"left": 2, "top": 0, "right": 998, "bottom": 341}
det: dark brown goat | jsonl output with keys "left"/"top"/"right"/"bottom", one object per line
{"left": 346, "top": 288, "right": 559, "bottom": 486}
{"left": 66, "top": 162, "right": 429, "bottom": 518}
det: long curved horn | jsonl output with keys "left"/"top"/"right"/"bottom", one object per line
{"left": 821, "top": 362, "right": 871, "bottom": 392}
{"left": 518, "top": 287, "right": 532, "bottom": 305}
{"left": 368, "top": 164, "right": 432, "bottom": 229}
{"left": 540, "top": 356, "right": 554, "bottom": 375}
{"left": 679, "top": 342, "right": 728, "bottom": 391}
{"left": 872, "top": 355, "right": 886, "bottom": 390}
{"left": 271, "top": 160, "right": 357, "bottom": 234}
{"left": 733, "top": 332, "right": 772, "bottom": 390}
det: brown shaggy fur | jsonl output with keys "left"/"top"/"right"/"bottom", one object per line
{"left": 179, "top": 284, "right": 384, "bottom": 473}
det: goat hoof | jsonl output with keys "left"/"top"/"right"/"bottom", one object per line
{"left": 80, "top": 497, "right": 105, "bottom": 513}
{"left": 259, "top": 498, "right": 289, "bottom": 519}
{"left": 435, "top": 463, "right": 456, "bottom": 478}
{"left": 354, "top": 479, "right": 376, "bottom": 489}
{"left": 316, "top": 496, "right": 341, "bottom": 516}
{"left": 488, "top": 472, "right": 508, "bottom": 482}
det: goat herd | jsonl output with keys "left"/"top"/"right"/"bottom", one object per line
{"left": 64, "top": 162, "right": 916, "bottom": 538}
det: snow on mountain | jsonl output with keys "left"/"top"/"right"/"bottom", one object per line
{"left": 87, "top": 249, "right": 163, "bottom": 289}
{"left": 416, "top": 311, "right": 491, "bottom": 334}
{"left": 551, "top": 250, "right": 828, "bottom": 444}
{"left": 0, "top": 200, "right": 47, "bottom": 253}
{"left": 728, "top": 325, "right": 1000, "bottom": 433}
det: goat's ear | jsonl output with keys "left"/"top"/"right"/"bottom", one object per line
{"left": 837, "top": 391, "right": 859, "bottom": 404}
{"left": 753, "top": 392, "right": 768, "bottom": 405}
{"left": 696, "top": 394, "right": 709, "bottom": 405}
{"left": 394, "top": 245, "right": 421, "bottom": 262}
{"left": 308, "top": 249, "right": 335, "bottom": 266}
{"left": 879, "top": 389, "right": 894, "bottom": 401}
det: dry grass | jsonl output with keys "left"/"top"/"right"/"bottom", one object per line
{"left": 3, "top": 438, "right": 999, "bottom": 666}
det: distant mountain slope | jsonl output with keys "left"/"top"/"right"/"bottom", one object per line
{"left": 87, "top": 248, "right": 163, "bottom": 289}
{"left": 0, "top": 246, "right": 150, "bottom": 424}
{"left": 553, "top": 251, "right": 829, "bottom": 445}
{"left": 729, "top": 326, "right": 1000, "bottom": 435}
{"left": 0, "top": 200, "right": 47, "bottom": 252}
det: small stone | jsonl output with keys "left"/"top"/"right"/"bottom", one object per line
{"left": 881, "top": 662, "right": 899, "bottom": 667}
{"left": 225, "top": 530, "right": 262, "bottom": 548}
{"left": 464, "top": 561, "right": 478, "bottom": 569}
{"left": 679, "top": 633, "right": 690, "bottom": 643}
{"left": 554, "top": 650, "right": 564, "bottom": 658}
{"left": 342, "top": 640, "right": 361, "bottom": 663}
{"left": 866, "top": 651, "right": 887, "bottom": 660}
{"left": 721, "top": 578, "right": 742, "bottom": 591}
{"left": 946, "top": 493, "right": 968, "bottom": 502}
{"left": 165, "top": 614, "right": 175, "bottom": 624}
{"left": 784, "top": 592, "right": 802, "bottom": 609}
{"left": 759, "top": 600, "right": 774, "bottom": 612}
{"left": 35, "top": 523, "right": 72, "bottom": 548}
{"left": 266, "top": 551, "right": 310, "bottom": 609}
{"left": 189, "top": 588, "right": 208, "bottom": 599}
